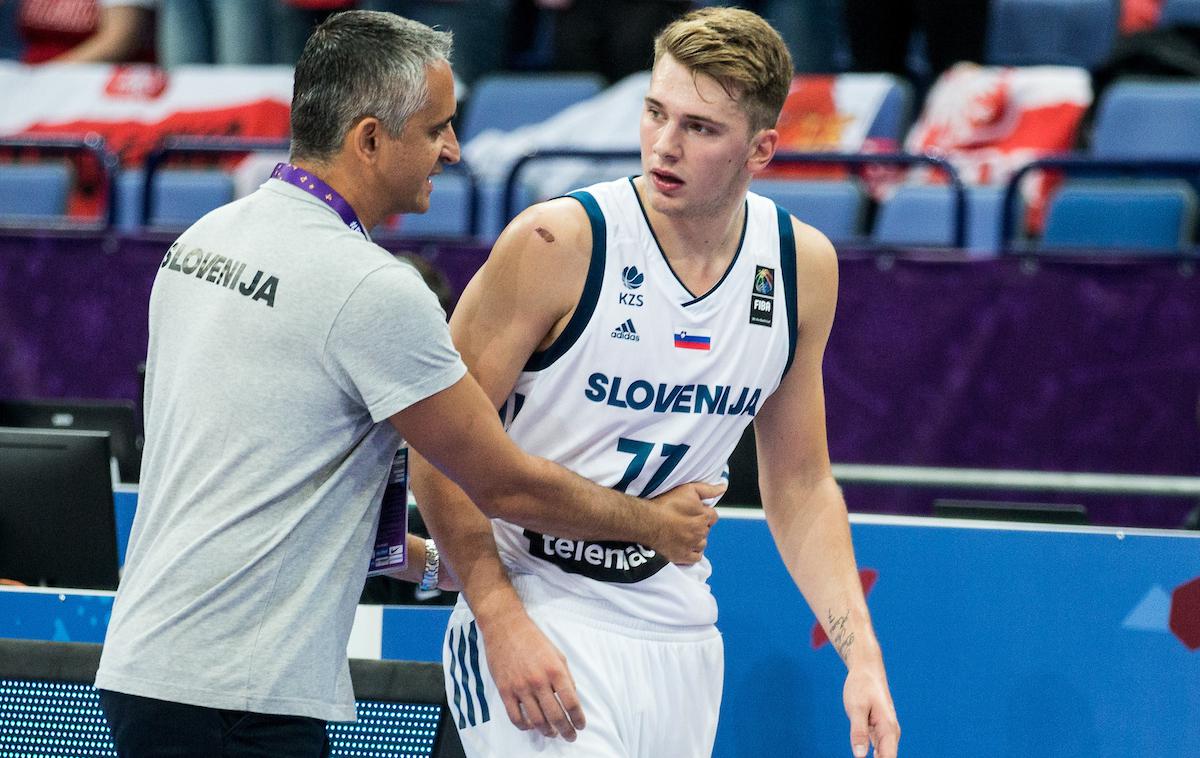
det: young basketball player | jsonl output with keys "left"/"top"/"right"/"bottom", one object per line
{"left": 411, "top": 8, "right": 900, "bottom": 757}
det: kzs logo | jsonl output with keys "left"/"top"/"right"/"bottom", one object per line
{"left": 620, "top": 265, "right": 645, "bottom": 307}
{"left": 622, "top": 266, "right": 645, "bottom": 289}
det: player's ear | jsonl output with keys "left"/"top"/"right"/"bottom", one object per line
{"left": 748, "top": 128, "right": 778, "bottom": 173}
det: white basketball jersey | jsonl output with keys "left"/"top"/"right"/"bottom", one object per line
{"left": 492, "top": 177, "right": 798, "bottom": 627}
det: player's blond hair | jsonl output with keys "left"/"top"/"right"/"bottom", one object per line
{"left": 653, "top": 7, "right": 793, "bottom": 133}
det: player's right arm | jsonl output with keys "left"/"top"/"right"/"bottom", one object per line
{"left": 399, "top": 199, "right": 721, "bottom": 740}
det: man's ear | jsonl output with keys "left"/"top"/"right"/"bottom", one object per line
{"left": 748, "top": 128, "right": 779, "bottom": 173}
{"left": 349, "top": 117, "right": 383, "bottom": 164}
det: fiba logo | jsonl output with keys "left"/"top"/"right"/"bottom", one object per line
{"left": 754, "top": 266, "right": 775, "bottom": 296}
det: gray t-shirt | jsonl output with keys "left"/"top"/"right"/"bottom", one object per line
{"left": 95, "top": 179, "right": 466, "bottom": 722}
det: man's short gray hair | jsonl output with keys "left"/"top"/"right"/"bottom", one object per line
{"left": 289, "top": 11, "right": 453, "bottom": 163}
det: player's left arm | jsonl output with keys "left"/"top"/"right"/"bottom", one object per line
{"left": 753, "top": 217, "right": 900, "bottom": 758}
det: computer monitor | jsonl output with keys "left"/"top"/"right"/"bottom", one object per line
{"left": 0, "top": 397, "right": 142, "bottom": 483}
{"left": 0, "top": 428, "right": 120, "bottom": 590}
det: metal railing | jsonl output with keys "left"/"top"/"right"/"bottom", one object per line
{"left": 832, "top": 463, "right": 1200, "bottom": 497}
{"left": 1000, "top": 155, "right": 1200, "bottom": 251}
{"left": 140, "top": 136, "right": 289, "bottom": 227}
{"left": 141, "top": 136, "right": 481, "bottom": 235}
{"left": 501, "top": 150, "right": 970, "bottom": 247}
{"left": 0, "top": 133, "right": 119, "bottom": 228}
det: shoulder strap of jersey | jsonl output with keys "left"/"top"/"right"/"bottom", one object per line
{"left": 777, "top": 204, "right": 799, "bottom": 377}
{"left": 524, "top": 190, "right": 608, "bottom": 372}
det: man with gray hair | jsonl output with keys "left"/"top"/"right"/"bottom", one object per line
{"left": 95, "top": 11, "right": 719, "bottom": 756}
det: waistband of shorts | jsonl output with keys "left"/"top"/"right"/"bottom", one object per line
{"left": 487, "top": 574, "right": 720, "bottom": 642}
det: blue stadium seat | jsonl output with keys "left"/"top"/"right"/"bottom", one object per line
{"left": 1090, "top": 81, "right": 1200, "bottom": 160}
{"left": 154, "top": 170, "right": 234, "bottom": 228}
{"left": 1160, "top": 0, "right": 1200, "bottom": 26}
{"left": 750, "top": 179, "right": 866, "bottom": 244}
{"left": 1040, "top": 180, "right": 1197, "bottom": 253}
{"left": 986, "top": 0, "right": 1119, "bottom": 68}
{"left": 387, "top": 172, "right": 472, "bottom": 237}
{"left": 114, "top": 170, "right": 145, "bottom": 230}
{"left": 0, "top": 163, "right": 71, "bottom": 220}
{"left": 459, "top": 73, "right": 606, "bottom": 143}
{"left": 865, "top": 76, "right": 914, "bottom": 144}
{"left": 115, "top": 169, "right": 234, "bottom": 228}
{"left": 872, "top": 185, "right": 1008, "bottom": 256}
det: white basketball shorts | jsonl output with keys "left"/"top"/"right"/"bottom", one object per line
{"left": 442, "top": 577, "right": 724, "bottom": 757}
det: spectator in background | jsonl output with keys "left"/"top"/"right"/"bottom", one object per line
{"left": 535, "top": 0, "right": 691, "bottom": 83}
{"left": 843, "top": 0, "right": 989, "bottom": 85}
{"left": 271, "top": 0, "right": 356, "bottom": 65}
{"left": 156, "top": 0, "right": 273, "bottom": 66}
{"left": 1, "top": 0, "right": 24, "bottom": 59}
{"left": 363, "top": 0, "right": 509, "bottom": 85}
{"left": 18, "top": 0, "right": 155, "bottom": 63}
{"left": 702, "top": 0, "right": 847, "bottom": 73}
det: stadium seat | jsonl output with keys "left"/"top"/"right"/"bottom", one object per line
{"left": 986, "top": 0, "right": 1120, "bottom": 68}
{"left": 387, "top": 172, "right": 472, "bottom": 237}
{"left": 750, "top": 179, "right": 867, "bottom": 244}
{"left": 459, "top": 73, "right": 606, "bottom": 144}
{"left": 1090, "top": 81, "right": 1200, "bottom": 160}
{"left": 0, "top": 163, "right": 71, "bottom": 221}
{"left": 872, "top": 185, "right": 1008, "bottom": 255}
{"left": 153, "top": 170, "right": 234, "bottom": 227}
{"left": 115, "top": 169, "right": 234, "bottom": 229}
{"left": 865, "top": 76, "right": 914, "bottom": 144}
{"left": 1040, "top": 180, "right": 1197, "bottom": 253}
{"left": 114, "top": 170, "right": 144, "bottom": 230}
{"left": 1160, "top": 0, "right": 1200, "bottom": 26}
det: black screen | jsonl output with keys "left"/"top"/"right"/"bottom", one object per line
{"left": 0, "top": 398, "right": 141, "bottom": 483}
{"left": 0, "top": 428, "right": 119, "bottom": 590}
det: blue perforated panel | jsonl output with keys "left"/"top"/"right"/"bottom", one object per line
{"left": 327, "top": 701, "right": 442, "bottom": 757}
{"left": 0, "top": 680, "right": 443, "bottom": 757}
{"left": 0, "top": 680, "right": 116, "bottom": 757}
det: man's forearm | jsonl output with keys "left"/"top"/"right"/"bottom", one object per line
{"left": 763, "top": 476, "right": 884, "bottom": 669}
{"left": 485, "top": 454, "right": 664, "bottom": 546}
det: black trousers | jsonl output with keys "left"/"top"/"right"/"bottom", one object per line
{"left": 844, "top": 0, "right": 990, "bottom": 77}
{"left": 100, "top": 689, "right": 330, "bottom": 758}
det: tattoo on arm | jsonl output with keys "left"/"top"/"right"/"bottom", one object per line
{"left": 827, "top": 609, "right": 855, "bottom": 660}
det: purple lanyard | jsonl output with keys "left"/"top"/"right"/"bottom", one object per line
{"left": 271, "top": 162, "right": 366, "bottom": 238}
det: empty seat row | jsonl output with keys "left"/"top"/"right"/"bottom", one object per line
{"left": 756, "top": 177, "right": 1198, "bottom": 255}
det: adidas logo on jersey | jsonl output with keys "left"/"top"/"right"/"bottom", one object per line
{"left": 610, "top": 319, "right": 640, "bottom": 342}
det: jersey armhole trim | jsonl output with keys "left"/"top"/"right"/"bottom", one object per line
{"left": 524, "top": 191, "right": 607, "bottom": 372}
{"left": 778, "top": 205, "right": 799, "bottom": 377}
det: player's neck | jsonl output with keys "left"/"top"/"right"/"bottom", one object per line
{"left": 648, "top": 194, "right": 746, "bottom": 267}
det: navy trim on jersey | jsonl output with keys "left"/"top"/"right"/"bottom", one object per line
{"left": 524, "top": 190, "right": 606, "bottom": 372}
{"left": 683, "top": 202, "right": 748, "bottom": 307}
{"left": 777, "top": 205, "right": 799, "bottom": 375}
{"left": 627, "top": 177, "right": 747, "bottom": 307}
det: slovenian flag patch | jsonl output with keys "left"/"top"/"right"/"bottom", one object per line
{"left": 673, "top": 327, "right": 712, "bottom": 351}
